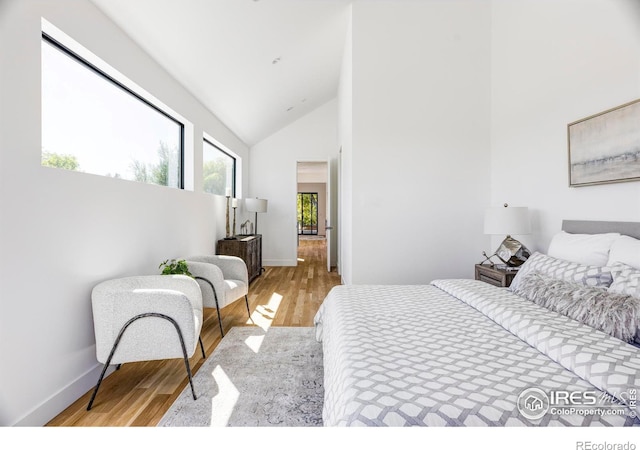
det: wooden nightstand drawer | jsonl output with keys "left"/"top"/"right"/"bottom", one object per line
{"left": 474, "top": 264, "right": 517, "bottom": 288}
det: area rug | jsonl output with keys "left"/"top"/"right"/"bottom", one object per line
{"left": 157, "top": 326, "right": 324, "bottom": 427}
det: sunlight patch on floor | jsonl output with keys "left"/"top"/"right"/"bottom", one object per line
{"left": 248, "top": 292, "right": 283, "bottom": 332}
{"left": 209, "top": 365, "right": 239, "bottom": 427}
{"left": 244, "top": 334, "right": 265, "bottom": 353}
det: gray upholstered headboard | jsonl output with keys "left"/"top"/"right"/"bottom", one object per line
{"left": 562, "top": 220, "right": 640, "bottom": 240}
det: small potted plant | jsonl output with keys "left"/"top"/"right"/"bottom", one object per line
{"left": 159, "top": 259, "right": 193, "bottom": 277}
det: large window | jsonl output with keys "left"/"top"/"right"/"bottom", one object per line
{"left": 203, "top": 138, "right": 236, "bottom": 196}
{"left": 41, "top": 33, "right": 184, "bottom": 188}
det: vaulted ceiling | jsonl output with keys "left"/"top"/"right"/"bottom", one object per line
{"left": 90, "top": 0, "right": 351, "bottom": 147}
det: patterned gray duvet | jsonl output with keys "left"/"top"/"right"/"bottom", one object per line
{"left": 313, "top": 280, "right": 640, "bottom": 426}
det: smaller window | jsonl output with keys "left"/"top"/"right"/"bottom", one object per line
{"left": 203, "top": 139, "right": 236, "bottom": 196}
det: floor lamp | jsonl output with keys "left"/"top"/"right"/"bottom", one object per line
{"left": 245, "top": 198, "right": 268, "bottom": 235}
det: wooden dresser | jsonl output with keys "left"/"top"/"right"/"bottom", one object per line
{"left": 217, "top": 234, "right": 262, "bottom": 283}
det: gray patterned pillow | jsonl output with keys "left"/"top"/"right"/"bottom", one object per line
{"left": 513, "top": 272, "right": 640, "bottom": 344}
{"left": 509, "top": 252, "right": 613, "bottom": 292}
{"left": 609, "top": 263, "right": 640, "bottom": 299}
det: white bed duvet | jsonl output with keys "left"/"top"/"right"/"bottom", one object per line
{"left": 314, "top": 280, "right": 639, "bottom": 426}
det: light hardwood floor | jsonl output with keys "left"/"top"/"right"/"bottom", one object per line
{"left": 46, "top": 238, "right": 341, "bottom": 427}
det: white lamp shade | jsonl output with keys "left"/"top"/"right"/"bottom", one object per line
{"left": 484, "top": 205, "right": 530, "bottom": 235}
{"left": 245, "top": 198, "right": 268, "bottom": 213}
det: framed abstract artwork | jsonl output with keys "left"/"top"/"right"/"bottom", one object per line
{"left": 567, "top": 98, "right": 640, "bottom": 187}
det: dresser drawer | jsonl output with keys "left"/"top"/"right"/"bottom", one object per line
{"left": 474, "top": 264, "right": 517, "bottom": 288}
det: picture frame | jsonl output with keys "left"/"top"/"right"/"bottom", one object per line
{"left": 567, "top": 98, "right": 640, "bottom": 187}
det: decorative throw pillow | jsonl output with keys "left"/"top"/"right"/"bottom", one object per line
{"left": 509, "top": 252, "right": 614, "bottom": 292}
{"left": 609, "top": 263, "right": 640, "bottom": 299}
{"left": 513, "top": 272, "right": 640, "bottom": 343}
{"left": 548, "top": 231, "right": 619, "bottom": 267}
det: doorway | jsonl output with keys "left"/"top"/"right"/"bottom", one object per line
{"left": 296, "top": 161, "right": 330, "bottom": 269}
{"left": 296, "top": 160, "right": 338, "bottom": 273}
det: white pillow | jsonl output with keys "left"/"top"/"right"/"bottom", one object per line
{"left": 547, "top": 231, "right": 620, "bottom": 267}
{"left": 607, "top": 235, "right": 640, "bottom": 269}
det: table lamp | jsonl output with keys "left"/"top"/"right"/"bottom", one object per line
{"left": 245, "top": 198, "right": 268, "bottom": 235}
{"left": 482, "top": 203, "right": 531, "bottom": 267}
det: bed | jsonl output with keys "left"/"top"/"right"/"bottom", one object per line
{"left": 314, "top": 220, "right": 640, "bottom": 426}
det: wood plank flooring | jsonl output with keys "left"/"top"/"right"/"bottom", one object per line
{"left": 46, "top": 237, "right": 341, "bottom": 427}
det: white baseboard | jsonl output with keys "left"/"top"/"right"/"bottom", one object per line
{"left": 13, "top": 364, "right": 114, "bottom": 426}
{"left": 263, "top": 259, "right": 297, "bottom": 267}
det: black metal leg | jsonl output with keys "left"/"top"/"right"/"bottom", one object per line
{"left": 194, "top": 276, "right": 225, "bottom": 337}
{"left": 214, "top": 294, "right": 224, "bottom": 337}
{"left": 87, "top": 359, "right": 111, "bottom": 411}
{"left": 87, "top": 312, "right": 197, "bottom": 410}
{"left": 178, "top": 329, "right": 198, "bottom": 402}
{"left": 244, "top": 294, "right": 251, "bottom": 318}
{"left": 199, "top": 336, "right": 206, "bottom": 359}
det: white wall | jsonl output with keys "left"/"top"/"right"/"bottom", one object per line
{"left": 341, "top": 0, "right": 492, "bottom": 284}
{"left": 250, "top": 99, "right": 339, "bottom": 266}
{"left": 0, "top": 0, "right": 248, "bottom": 426}
{"left": 491, "top": 0, "right": 640, "bottom": 253}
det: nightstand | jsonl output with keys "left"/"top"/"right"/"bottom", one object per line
{"left": 474, "top": 264, "right": 518, "bottom": 288}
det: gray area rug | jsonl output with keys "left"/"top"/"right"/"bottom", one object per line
{"left": 158, "top": 326, "right": 324, "bottom": 427}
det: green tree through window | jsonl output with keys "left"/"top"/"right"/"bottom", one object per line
{"left": 130, "top": 141, "right": 180, "bottom": 186}
{"left": 42, "top": 152, "right": 80, "bottom": 171}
